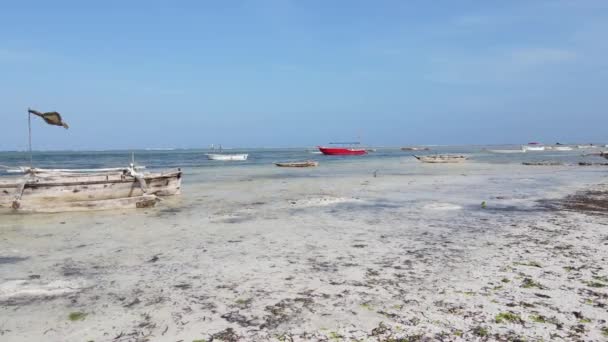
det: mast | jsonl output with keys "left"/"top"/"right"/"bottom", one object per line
{"left": 28, "top": 108, "right": 33, "bottom": 168}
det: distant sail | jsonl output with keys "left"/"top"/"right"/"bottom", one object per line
{"left": 28, "top": 108, "right": 69, "bottom": 129}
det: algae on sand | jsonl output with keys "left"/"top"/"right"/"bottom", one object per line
{"left": 68, "top": 312, "right": 87, "bottom": 321}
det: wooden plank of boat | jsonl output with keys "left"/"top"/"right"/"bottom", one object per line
{"left": 6, "top": 166, "right": 146, "bottom": 174}
{"left": 14, "top": 194, "right": 159, "bottom": 213}
{"left": 414, "top": 155, "right": 467, "bottom": 163}
{"left": 275, "top": 161, "right": 319, "bottom": 168}
{"left": 206, "top": 153, "right": 248, "bottom": 161}
{"left": 0, "top": 170, "right": 182, "bottom": 208}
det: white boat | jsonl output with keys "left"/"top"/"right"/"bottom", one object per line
{"left": 577, "top": 145, "right": 599, "bottom": 149}
{"left": 206, "top": 153, "right": 248, "bottom": 161}
{"left": 553, "top": 146, "right": 573, "bottom": 151}
{"left": 523, "top": 145, "right": 545, "bottom": 151}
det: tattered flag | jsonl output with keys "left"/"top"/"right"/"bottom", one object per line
{"left": 28, "top": 108, "right": 69, "bottom": 129}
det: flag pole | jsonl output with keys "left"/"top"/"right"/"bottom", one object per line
{"left": 28, "top": 108, "right": 33, "bottom": 168}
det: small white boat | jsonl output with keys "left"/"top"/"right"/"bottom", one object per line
{"left": 414, "top": 155, "right": 467, "bottom": 163}
{"left": 206, "top": 153, "right": 248, "bottom": 161}
{"left": 577, "top": 145, "right": 599, "bottom": 149}
{"left": 553, "top": 146, "right": 573, "bottom": 151}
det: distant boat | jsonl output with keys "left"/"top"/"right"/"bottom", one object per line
{"left": 318, "top": 142, "right": 367, "bottom": 156}
{"left": 553, "top": 146, "right": 573, "bottom": 151}
{"left": 275, "top": 160, "right": 318, "bottom": 168}
{"left": 577, "top": 144, "right": 598, "bottom": 149}
{"left": 206, "top": 153, "right": 248, "bottom": 161}
{"left": 414, "top": 155, "right": 467, "bottom": 163}
{"left": 318, "top": 147, "right": 367, "bottom": 155}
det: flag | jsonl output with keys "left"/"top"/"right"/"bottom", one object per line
{"left": 28, "top": 108, "right": 69, "bottom": 129}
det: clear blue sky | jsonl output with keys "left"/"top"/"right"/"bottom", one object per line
{"left": 1, "top": 0, "right": 607, "bottom": 150}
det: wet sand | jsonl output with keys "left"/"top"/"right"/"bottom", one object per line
{"left": 1, "top": 159, "right": 607, "bottom": 341}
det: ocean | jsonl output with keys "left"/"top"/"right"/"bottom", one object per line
{"left": 0, "top": 145, "right": 604, "bottom": 176}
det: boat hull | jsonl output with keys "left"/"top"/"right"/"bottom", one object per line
{"left": 414, "top": 155, "right": 467, "bottom": 163}
{"left": 0, "top": 170, "right": 182, "bottom": 211}
{"left": 318, "top": 147, "right": 367, "bottom": 156}
{"left": 523, "top": 146, "right": 545, "bottom": 151}
{"left": 206, "top": 153, "right": 248, "bottom": 161}
{"left": 275, "top": 161, "right": 319, "bottom": 167}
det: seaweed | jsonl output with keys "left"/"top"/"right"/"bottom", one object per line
{"left": 495, "top": 312, "right": 524, "bottom": 324}
{"left": 68, "top": 312, "right": 87, "bottom": 321}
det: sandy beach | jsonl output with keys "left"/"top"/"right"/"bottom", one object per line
{"left": 1, "top": 158, "right": 607, "bottom": 341}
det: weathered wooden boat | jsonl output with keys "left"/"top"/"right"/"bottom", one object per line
{"left": 0, "top": 167, "right": 182, "bottom": 212}
{"left": 414, "top": 155, "right": 468, "bottom": 163}
{"left": 206, "top": 153, "right": 248, "bottom": 161}
{"left": 275, "top": 161, "right": 319, "bottom": 168}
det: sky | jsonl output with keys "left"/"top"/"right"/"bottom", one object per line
{"left": 1, "top": 0, "right": 607, "bottom": 150}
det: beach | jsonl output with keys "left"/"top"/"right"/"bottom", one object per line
{"left": 1, "top": 156, "right": 607, "bottom": 341}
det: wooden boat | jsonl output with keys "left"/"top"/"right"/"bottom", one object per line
{"left": 206, "top": 153, "right": 248, "bottom": 161}
{"left": 275, "top": 161, "right": 318, "bottom": 168}
{"left": 0, "top": 167, "right": 182, "bottom": 212}
{"left": 414, "top": 155, "right": 467, "bottom": 163}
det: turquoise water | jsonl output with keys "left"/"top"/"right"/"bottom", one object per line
{"left": 0, "top": 146, "right": 605, "bottom": 177}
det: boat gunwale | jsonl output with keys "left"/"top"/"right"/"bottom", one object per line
{"left": 0, "top": 171, "right": 182, "bottom": 189}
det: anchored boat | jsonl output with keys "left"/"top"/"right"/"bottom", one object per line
{"left": 318, "top": 142, "right": 367, "bottom": 156}
{"left": 206, "top": 153, "right": 248, "bottom": 161}
{"left": 1, "top": 166, "right": 182, "bottom": 212}
{"left": 275, "top": 161, "right": 318, "bottom": 168}
{"left": 206, "top": 144, "right": 248, "bottom": 161}
{"left": 414, "top": 155, "right": 468, "bottom": 163}
{"left": 1, "top": 108, "right": 183, "bottom": 212}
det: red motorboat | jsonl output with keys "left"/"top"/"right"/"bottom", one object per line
{"left": 318, "top": 146, "right": 367, "bottom": 156}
